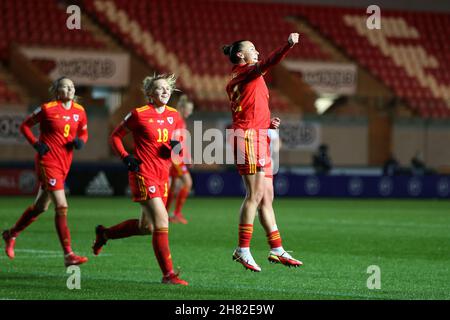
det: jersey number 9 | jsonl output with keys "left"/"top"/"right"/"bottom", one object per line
{"left": 64, "top": 124, "right": 71, "bottom": 138}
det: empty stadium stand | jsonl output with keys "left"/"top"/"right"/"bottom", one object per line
{"left": 299, "top": 5, "right": 450, "bottom": 118}
{"left": 84, "top": 0, "right": 449, "bottom": 118}
{"left": 0, "top": 0, "right": 447, "bottom": 119}
{"left": 84, "top": 0, "right": 329, "bottom": 112}
{"left": 0, "top": 0, "right": 104, "bottom": 62}
{"left": 0, "top": 0, "right": 108, "bottom": 106}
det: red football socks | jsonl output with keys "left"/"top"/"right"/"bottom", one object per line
{"left": 104, "top": 219, "right": 141, "bottom": 239}
{"left": 55, "top": 207, "right": 72, "bottom": 255}
{"left": 10, "top": 205, "right": 42, "bottom": 237}
{"left": 238, "top": 224, "right": 253, "bottom": 248}
{"left": 174, "top": 187, "right": 189, "bottom": 216}
{"left": 152, "top": 228, "right": 173, "bottom": 276}
{"left": 267, "top": 230, "right": 282, "bottom": 249}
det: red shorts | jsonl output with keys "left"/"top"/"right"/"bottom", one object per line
{"left": 35, "top": 159, "right": 67, "bottom": 191}
{"left": 129, "top": 172, "right": 168, "bottom": 204}
{"left": 233, "top": 129, "right": 272, "bottom": 177}
{"left": 169, "top": 162, "right": 189, "bottom": 178}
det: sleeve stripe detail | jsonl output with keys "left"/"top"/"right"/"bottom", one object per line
{"left": 166, "top": 106, "right": 178, "bottom": 112}
{"left": 136, "top": 105, "right": 150, "bottom": 113}
{"left": 43, "top": 101, "right": 58, "bottom": 109}
{"left": 73, "top": 103, "right": 85, "bottom": 111}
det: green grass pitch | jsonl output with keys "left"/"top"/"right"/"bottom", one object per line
{"left": 0, "top": 197, "right": 449, "bottom": 300}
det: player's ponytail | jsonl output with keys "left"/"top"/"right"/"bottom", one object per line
{"left": 222, "top": 45, "right": 233, "bottom": 56}
{"left": 222, "top": 40, "right": 247, "bottom": 64}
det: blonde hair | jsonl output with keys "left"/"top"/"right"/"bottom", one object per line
{"left": 48, "top": 77, "right": 78, "bottom": 102}
{"left": 142, "top": 73, "right": 177, "bottom": 99}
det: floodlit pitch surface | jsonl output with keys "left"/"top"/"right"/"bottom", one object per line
{"left": 0, "top": 197, "right": 449, "bottom": 300}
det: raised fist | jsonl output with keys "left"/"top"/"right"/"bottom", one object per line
{"left": 288, "top": 33, "right": 300, "bottom": 46}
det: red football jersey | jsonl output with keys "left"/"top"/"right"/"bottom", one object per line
{"left": 226, "top": 42, "right": 293, "bottom": 130}
{"left": 21, "top": 100, "right": 88, "bottom": 174}
{"left": 114, "top": 104, "right": 183, "bottom": 184}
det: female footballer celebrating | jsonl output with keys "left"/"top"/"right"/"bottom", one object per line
{"left": 223, "top": 33, "right": 303, "bottom": 272}
{"left": 3, "top": 77, "right": 89, "bottom": 267}
{"left": 93, "top": 74, "right": 188, "bottom": 285}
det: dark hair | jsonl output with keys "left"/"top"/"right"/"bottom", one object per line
{"left": 222, "top": 40, "right": 248, "bottom": 64}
